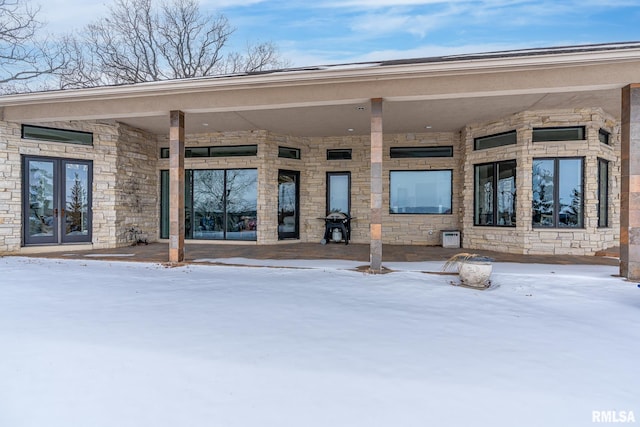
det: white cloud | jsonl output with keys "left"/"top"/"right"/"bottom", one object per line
{"left": 281, "top": 41, "right": 546, "bottom": 67}
{"left": 348, "top": 9, "right": 452, "bottom": 38}
{"left": 200, "top": 0, "right": 269, "bottom": 8}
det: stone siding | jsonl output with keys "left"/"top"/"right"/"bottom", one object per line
{"left": 157, "top": 130, "right": 461, "bottom": 246}
{"left": 114, "top": 124, "right": 159, "bottom": 246}
{"left": 462, "top": 108, "right": 620, "bottom": 255}
{"left": 0, "top": 120, "right": 158, "bottom": 253}
{"left": 1, "top": 106, "right": 621, "bottom": 256}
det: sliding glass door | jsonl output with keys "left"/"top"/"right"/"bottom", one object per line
{"left": 161, "top": 168, "right": 258, "bottom": 241}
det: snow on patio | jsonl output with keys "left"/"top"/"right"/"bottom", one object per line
{"left": 0, "top": 256, "right": 638, "bottom": 427}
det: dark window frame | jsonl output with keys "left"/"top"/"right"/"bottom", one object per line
{"left": 22, "top": 155, "right": 93, "bottom": 245}
{"left": 326, "top": 171, "right": 351, "bottom": 215}
{"left": 278, "top": 146, "right": 301, "bottom": 160}
{"left": 390, "top": 146, "right": 453, "bottom": 158}
{"left": 474, "top": 130, "right": 517, "bottom": 151}
{"left": 532, "top": 126, "right": 586, "bottom": 142}
{"left": 598, "top": 158, "right": 609, "bottom": 228}
{"left": 327, "top": 149, "right": 352, "bottom": 160}
{"left": 532, "top": 157, "right": 585, "bottom": 228}
{"left": 389, "top": 169, "right": 453, "bottom": 215}
{"left": 160, "top": 167, "right": 258, "bottom": 241}
{"left": 160, "top": 145, "right": 258, "bottom": 159}
{"left": 473, "top": 160, "right": 517, "bottom": 227}
{"left": 22, "top": 124, "right": 93, "bottom": 146}
{"left": 598, "top": 129, "right": 611, "bottom": 145}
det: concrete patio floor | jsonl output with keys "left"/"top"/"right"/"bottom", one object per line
{"left": 14, "top": 242, "right": 620, "bottom": 267}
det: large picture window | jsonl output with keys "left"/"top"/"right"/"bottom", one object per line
{"left": 390, "top": 170, "right": 452, "bottom": 214}
{"left": 474, "top": 160, "right": 516, "bottom": 226}
{"left": 532, "top": 158, "right": 583, "bottom": 228}
{"left": 161, "top": 168, "right": 257, "bottom": 241}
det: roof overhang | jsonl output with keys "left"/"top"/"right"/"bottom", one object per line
{"left": 2, "top": 42, "right": 639, "bottom": 136}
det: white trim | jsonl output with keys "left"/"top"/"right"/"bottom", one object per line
{"left": 2, "top": 45, "right": 640, "bottom": 106}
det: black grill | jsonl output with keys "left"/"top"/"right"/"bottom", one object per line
{"left": 321, "top": 212, "right": 352, "bottom": 245}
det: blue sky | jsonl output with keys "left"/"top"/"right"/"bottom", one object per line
{"left": 40, "top": 0, "right": 640, "bottom": 66}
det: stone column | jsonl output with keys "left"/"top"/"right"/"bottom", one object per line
{"left": 621, "top": 85, "right": 640, "bottom": 280}
{"left": 370, "top": 98, "right": 383, "bottom": 273}
{"left": 169, "top": 110, "right": 185, "bottom": 263}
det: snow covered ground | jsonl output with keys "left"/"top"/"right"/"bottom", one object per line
{"left": 0, "top": 256, "right": 638, "bottom": 427}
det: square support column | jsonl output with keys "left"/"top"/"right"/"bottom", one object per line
{"left": 169, "top": 110, "right": 185, "bottom": 263}
{"left": 370, "top": 98, "right": 383, "bottom": 273}
{"left": 621, "top": 84, "right": 640, "bottom": 280}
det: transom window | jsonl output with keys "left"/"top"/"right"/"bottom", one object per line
{"left": 22, "top": 124, "right": 93, "bottom": 146}
{"left": 390, "top": 146, "right": 453, "bottom": 158}
{"left": 278, "top": 146, "right": 301, "bottom": 159}
{"left": 390, "top": 170, "right": 452, "bottom": 214}
{"left": 532, "top": 158, "right": 584, "bottom": 228}
{"left": 598, "top": 129, "right": 611, "bottom": 145}
{"left": 474, "top": 160, "right": 516, "bottom": 226}
{"left": 327, "top": 149, "right": 352, "bottom": 160}
{"left": 160, "top": 145, "right": 257, "bottom": 158}
{"left": 474, "top": 131, "right": 517, "bottom": 151}
{"left": 532, "top": 126, "right": 585, "bottom": 142}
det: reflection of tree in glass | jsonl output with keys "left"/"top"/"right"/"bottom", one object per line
{"left": 192, "top": 170, "right": 257, "bottom": 233}
{"left": 67, "top": 173, "right": 87, "bottom": 233}
{"left": 279, "top": 182, "right": 295, "bottom": 212}
{"left": 532, "top": 162, "right": 554, "bottom": 224}
{"left": 562, "top": 187, "right": 582, "bottom": 227}
{"left": 29, "top": 164, "right": 54, "bottom": 232}
{"left": 193, "top": 170, "right": 224, "bottom": 215}
{"left": 225, "top": 170, "right": 257, "bottom": 212}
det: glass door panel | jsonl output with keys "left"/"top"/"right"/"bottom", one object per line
{"left": 192, "top": 170, "right": 224, "bottom": 240}
{"left": 225, "top": 169, "right": 258, "bottom": 241}
{"left": 25, "top": 159, "right": 57, "bottom": 244}
{"left": 327, "top": 172, "right": 350, "bottom": 215}
{"left": 278, "top": 170, "right": 299, "bottom": 240}
{"left": 63, "top": 161, "right": 91, "bottom": 242}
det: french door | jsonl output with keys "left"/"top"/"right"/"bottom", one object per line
{"left": 23, "top": 156, "right": 92, "bottom": 245}
{"left": 278, "top": 170, "right": 300, "bottom": 240}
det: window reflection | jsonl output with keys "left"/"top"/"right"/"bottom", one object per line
{"left": 532, "top": 158, "right": 583, "bottom": 228}
{"left": 65, "top": 163, "right": 89, "bottom": 236}
{"left": 161, "top": 169, "right": 257, "bottom": 241}
{"left": 475, "top": 161, "right": 516, "bottom": 226}
{"left": 390, "top": 170, "right": 452, "bottom": 214}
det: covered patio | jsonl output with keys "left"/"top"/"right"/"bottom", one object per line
{"left": 1, "top": 42, "right": 639, "bottom": 277}
{"left": 18, "top": 242, "right": 620, "bottom": 267}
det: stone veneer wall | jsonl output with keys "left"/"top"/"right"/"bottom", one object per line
{"left": 251, "top": 131, "right": 461, "bottom": 246}
{"left": 462, "top": 108, "right": 620, "bottom": 255}
{"left": 382, "top": 132, "right": 462, "bottom": 245}
{"left": 0, "top": 119, "right": 158, "bottom": 253}
{"left": 114, "top": 124, "right": 159, "bottom": 246}
{"left": 156, "top": 130, "right": 461, "bottom": 246}
{"left": 157, "top": 130, "right": 269, "bottom": 242}
{"left": 1, "top": 108, "right": 621, "bottom": 255}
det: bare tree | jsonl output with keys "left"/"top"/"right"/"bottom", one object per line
{"left": 59, "top": 0, "right": 289, "bottom": 88}
{"left": 0, "top": 0, "right": 66, "bottom": 92}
